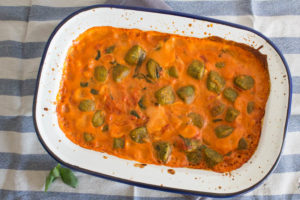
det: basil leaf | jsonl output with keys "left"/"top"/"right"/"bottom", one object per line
{"left": 132, "top": 51, "right": 146, "bottom": 77}
{"left": 130, "top": 110, "right": 140, "bottom": 119}
{"left": 45, "top": 164, "right": 61, "bottom": 192}
{"left": 133, "top": 73, "right": 144, "bottom": 79}
{"left": 110, "top": 93, "right": 114, "bottom": 100}
{"left": 215, "top": 62, "right": 225, "bottom": 68}
{"left": 90, "top": 89, "right": 99, "bottom": 95}
{"left": 133, "top": 73, "right": 154, "bottom": 84}
{"left": 156, "top": 65, "right": 162, "bottom": 79}
{"left": 95, "top": 50, "right": 101, "bottom": 60}
{"left": 105, "top": 45, "right": 115, "bottom": 54}
{"left": 45, "top": 175, "right": 55, "bottom": 192}
{"left": 138, "top": 96, "right": 146, "bottom": 110}
{"left": 102, "top": 124, "right": 109, "bottom": 132}
{"left": 144, "top": 74, "right": 154, "bottom": 83}
{"left": 154, "top": 44, "right": 161, "bottom": 51}
{"left": 59, "top": 167, "right": 78, "bottom": 188}
{"left": 80, "top": 82, "right": 88, "bottom": 87}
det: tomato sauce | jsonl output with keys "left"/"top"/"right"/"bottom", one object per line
{"left": 56, "top": 26, "right": 270, "bottom": 172}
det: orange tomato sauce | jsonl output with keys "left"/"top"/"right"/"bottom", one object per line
{"left": 56, "top": 26, "right": 270, "bottom": 172}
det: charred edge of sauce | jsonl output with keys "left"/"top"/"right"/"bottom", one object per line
{"left": 209, "top": 36, "right": 269, "bottom": 69}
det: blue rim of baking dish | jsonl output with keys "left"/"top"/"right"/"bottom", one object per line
{"left": 32, "top": 4, "right": 293, "bottom": 198}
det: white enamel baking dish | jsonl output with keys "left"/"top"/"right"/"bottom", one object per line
{"left": 33, "top": 5, "right": 292, "bottom": 197}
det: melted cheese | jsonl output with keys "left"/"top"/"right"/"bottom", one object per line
{"left": 56, "top": 26, "right": 270, "bottom": 172}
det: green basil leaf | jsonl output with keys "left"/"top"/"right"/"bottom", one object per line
{"left": 80, "top": 82, "right": 88, "bottom": 87}
{"left": 130, "top": 110, "right": 140, "bottom": 119}
{"left": 102, "top": 124, "right": 109, "bottom": 132}
{"left": 212, "top": 118, "right": 223, "bottom": 123}
{"left": 154, "top": 44, "right": 161, "bottom": 51}
{"left": 105, "top": 45, "right": 115, "bottom": 54}
{"left": 110, "top": 93, "right": 114, "bottom": 100}
{"left": 90, "top": 89, "right": 99, "bottom": 95}
{"left": 95, "top": 50, "right": 101, "bottom": 60}
{"left": 144, "top": 74, "right": 154, "bottom": 83}
{"left": 45, "top": 164, "right": 61, "bottom": 192}
{"left": 45, "top": 175, "right": 55, "bottom": 192}
{"left": 138, "top": 96, "right": 146, "bottom": 110}
{"left": 59, "top": 167, "right": 78, "bottom": 188}
{"left": 133, "top": 73, "right": 153, "bottom": 84}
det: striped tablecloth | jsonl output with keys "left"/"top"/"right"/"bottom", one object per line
{"left": 0, "top": 0, "right": 299, "bottom": 199}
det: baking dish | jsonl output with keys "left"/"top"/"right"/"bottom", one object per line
{"left": 33, "top": 5, "right": 292, "bottom": 197}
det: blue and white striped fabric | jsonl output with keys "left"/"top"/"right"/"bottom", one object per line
{"left": 0, "top": 0, "right": 299, "bottom": 199}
